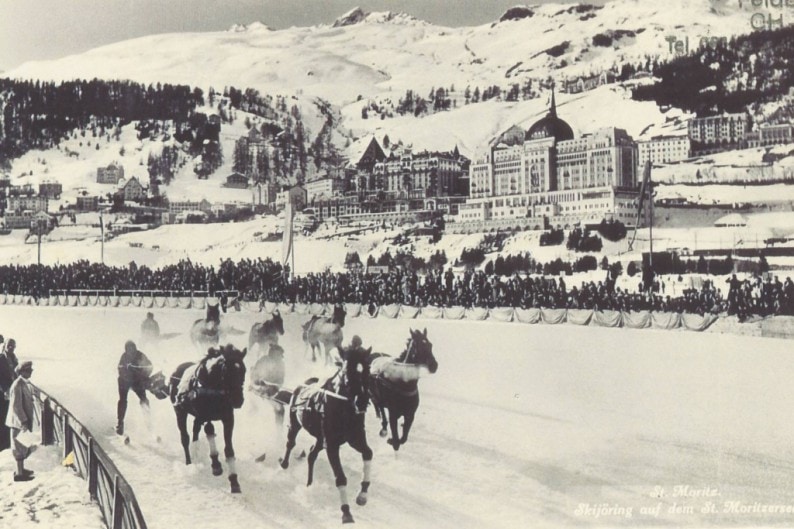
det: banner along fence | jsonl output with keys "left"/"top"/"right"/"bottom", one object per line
{"left": 0, "top": 290, "right": 724, "bottom": 332}
{"left": 31, "top": 384, "right": 148, "bottom": 529}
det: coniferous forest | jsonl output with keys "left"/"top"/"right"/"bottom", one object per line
{"left": 0, "top": 78, "right": 204, "bottom": 167}
{"left": 632, "top": 26, "right": 794, "bottom": 116}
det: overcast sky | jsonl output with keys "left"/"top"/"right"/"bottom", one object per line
{"left": 0, "top": 0, "right": 589, "bottom": 71}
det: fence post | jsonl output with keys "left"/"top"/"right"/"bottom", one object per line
{"left": 88, "top": 438, "right": 98, "bottom": 501}
{"left": 63, "top": 415, "right": 73, "bottom": 459}
{"left": 41, "top": 398, "right": 54, "bottom": 445}
{"left": 112, "top": 474, "right": 124, "bottom": 529}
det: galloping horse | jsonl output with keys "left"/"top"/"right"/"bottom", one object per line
{"left": 367, "top": 328, "right": 438, "bottom": 451}
{"left": 302, "top": 304, "right": 346, "bottom": 364}
{"left": 249, "top": 343, "right": 292, "bottom": 427}
{"left": 169, "top": 344, "right": 247, "bottom": 493}
{"left": 280, "top": 345, "right": 373, "bottom": 524}
{"left": 190, "top": 303, "right": 221, "bottom": 348}
{"left": 248, "top": 310, "right": 285, "bottom": 357}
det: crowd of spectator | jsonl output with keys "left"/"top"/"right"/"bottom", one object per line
{"left": 1, "top": 258, "right": 793, "bottom": 321}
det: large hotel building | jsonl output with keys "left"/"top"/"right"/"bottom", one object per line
{"left": 459, "top": 90, "right": 641, "bottom": 228}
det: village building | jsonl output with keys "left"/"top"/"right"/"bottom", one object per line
{"left": 38, "top": 181, "right": 63, "bottom": 199}
{"left": 688, "top": 112, "right": 749, "bottom": 155}
{"left": 116, "top": 177, "right": 147, "bottom": 202}
{"left": 251, "top": 182, "right": 279, "bottom": 209}
{"left": 97, "top": 162, "right": 125, "bottom": 184}
{"left": 276, "top": 185, "right": 307, "bottom": 210}
{"left": 637, "top": 136, "right": 691, "bottom": 167}
{"left": 76, "top": 195, "right": 100, "bottom": 212}
{"left": 305, "top": 176, "right": 345, "bottom": 203}
{"left": 225, "top": 172, "right": 250, "bottom": 189}
{"left": 459, "top": 88, "right": 640, "bottom": 229}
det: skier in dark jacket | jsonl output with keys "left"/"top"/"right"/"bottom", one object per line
{"left": 116, "top": 340, "right": 153, "bottom": 435}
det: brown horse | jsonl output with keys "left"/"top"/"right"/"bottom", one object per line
{"left": 280, "top": 345, "right": 373, "bottom": 524}
{"left": 248, "top": 310, "right": 285, "bottom": 357}
{"left": 367, "top": 328, "right": 438, "bottom": 451}
{"left": 249, "top": 343, "right": 291, "bottom": 427}
{"left": 169, "top": 344, "right": 247, "bottom": 493}
{"left": 302, "top": 304, "right": 346, "bottom": 365}
{"left": 190, "top": 303, "right": 221, "bottom": 348}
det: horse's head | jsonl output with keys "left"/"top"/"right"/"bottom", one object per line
{"left": 344, "top": 346, "right": 371, "bottom": 414}
{"left": 332, "top": 304, "right": 346, "bottom": 327}
{"left": 206, "top": 303, "right": 220, "bottom": 324}
{"left": 219, "top": 345, "right": 247, "bottom": 409}
{"left": 272, "top": 310, "right": 285, "bottom": 335}
{"left": 405, "top": 328, "right": 438, "bottom": 374}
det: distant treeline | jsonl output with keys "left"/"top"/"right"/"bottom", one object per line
{"left": 632, "top": 26, "right": 794, "bottom": 116}
{"left": 0, "top": 78, "right": 203, "bottom": 166}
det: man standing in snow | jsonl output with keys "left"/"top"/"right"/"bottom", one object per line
{"left": 141, "top": 312, "right": 160, "bottom": 342}
{"left": 116, "top": 341, "right": 153, "bottom": 436}
{"left": 7, "top": 361, "right": 35, "bottom": 481}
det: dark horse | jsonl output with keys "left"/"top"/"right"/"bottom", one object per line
{"left": 248, "top": 310, "right": 285, "bottom": 356}
{"left": 302, "top": 304, "right": 346, "bottom": 365}
{"left": 280, "top": 345, "right": 373, "bottom": 524}
{"left": 190, "top": 303, "right": 221, "bottom": 348}
{"left": 169, "top": 344, "right": 247, "bottom": 493}
{"left": 367, "top": 328, "right": 438, "bottom": 451}
{"left": 249, "top": 343, "right": 292, "bottom": 427}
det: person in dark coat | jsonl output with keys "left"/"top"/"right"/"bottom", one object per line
{"left": 0, "top": 336, "right": 13, "bottom": 452}
{"left": 141, "top": 312, "right": 160, "bottom": 341}
{"left": 116, "top": 340, "right": 153, "bottom": 435}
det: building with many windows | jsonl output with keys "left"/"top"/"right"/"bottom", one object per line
{"left": 637, "top": 135, "right": 691, "bottom": 168}
{"left": 460, "top": 89, "right": 640, "bottom": 228}
{"left": 688, "top": 112, "right": 749, "bottom": 154}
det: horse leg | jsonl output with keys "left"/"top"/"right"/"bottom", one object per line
{"left": 387, "top": 411, "right": 401, "bottom": 451}
{"left": 377, "top": 405, "right": 388, "bottom": 438}
{"left": 348, "top": 432, "right": 373, "bottom": 507}
{"left": 400, "top": 411, "right": 416, "bottom": 446}
{"left": 326, "top": 443, "right": 354, "bottom": 524}
{"left": 204, "top": 422, "right": 223, "bottom": 476}
{"left": 191, "top": 419, "right": 203, "bottom": 464}
{"left": 306, "top": 435, "right": 324, "bottom": 487}
{"left": 280, "top": 407, "right": 300, "bottom": 469}
{"left": 177, "top": 410, "right": 191, "bottom": 465}
{"left": 223, "top": 414, "right": 240, "bottom": 494}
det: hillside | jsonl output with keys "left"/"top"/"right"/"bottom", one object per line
{"left": 6, "top": 1, "right": 751, "bottom": 107}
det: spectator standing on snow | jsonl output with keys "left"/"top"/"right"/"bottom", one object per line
{"left": 7, "top": 361, "right": 35, "bottom": 481}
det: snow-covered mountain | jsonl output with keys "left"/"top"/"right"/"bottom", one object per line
{"left": 6, "top": 0, "right": 750, "bottom": 106}
{"left": 1, "top": 0, "right": 771, "bottom": 190}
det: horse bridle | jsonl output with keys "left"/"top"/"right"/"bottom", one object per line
{"left": 397, "top": 337, "right": 420, "bottom": 366}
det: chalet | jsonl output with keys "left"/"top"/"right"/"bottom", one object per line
{"left": 116, "top": 177, "right": 147, "bottom": 202}
{"left": 225, "top": 172, "right": 249, "bottom": 189}
{"left": 97, "top": 163, "right": 125, "bottom": 184}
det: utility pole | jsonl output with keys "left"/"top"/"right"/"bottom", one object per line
{"left": 100, "top": 208, "right": 105, "bottom": 264}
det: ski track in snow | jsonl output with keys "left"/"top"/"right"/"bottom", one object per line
{"left": 1, "top": 305, "right": 794, "bottom": 528}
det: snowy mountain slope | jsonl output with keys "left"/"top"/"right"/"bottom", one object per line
{"left": 6, "top": 0, "right": 751, "bottom": 107}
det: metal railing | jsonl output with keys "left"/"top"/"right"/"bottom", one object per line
{"left": 31, "top": 384, "right": 148, "bottom": 529}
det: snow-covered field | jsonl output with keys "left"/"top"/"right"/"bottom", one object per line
{"left": 3, "top": 304, "right": 794, "bottom": 528}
